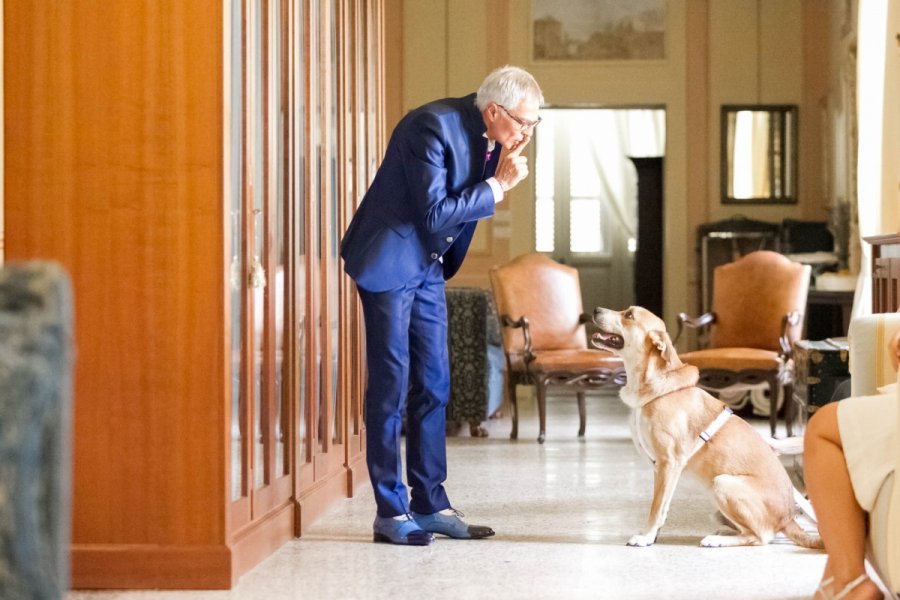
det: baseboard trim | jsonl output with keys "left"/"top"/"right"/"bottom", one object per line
{"left": 71, "top": 504, "right": 296, "bottom": 590}
{"left": 71, "top": 543, "right": 233, "bottom": 590}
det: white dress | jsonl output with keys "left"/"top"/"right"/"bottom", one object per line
{"left": 837, "top": 390, "right": 898, "bottom": 511}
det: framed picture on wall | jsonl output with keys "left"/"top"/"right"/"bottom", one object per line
{"left": 532, "top": 0, "right": 666, "bottom": 62}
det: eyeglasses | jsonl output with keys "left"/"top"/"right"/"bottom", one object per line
{"left": 498, "top": 104, "right": 542, "bottom": 133}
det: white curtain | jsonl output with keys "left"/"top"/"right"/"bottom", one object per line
{"left": 852, "top": 0, "right": 888, "bottom": 318}
{"left": 583, "top": 109, "right": 666, "bottom": 239}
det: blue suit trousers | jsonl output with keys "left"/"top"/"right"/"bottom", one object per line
{"left": 357, "top": 261, "right": 452, "bottom": 517}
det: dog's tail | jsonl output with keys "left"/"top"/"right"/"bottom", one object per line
{"left": 781, "top": 519, "right": 824, "bottom": 549}
{"left": 793, "top": 487, "right": 817, "bottom": 523}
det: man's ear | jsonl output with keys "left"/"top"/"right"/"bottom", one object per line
{"left": 648, "top": 330, "right": 681, "bottom": 367}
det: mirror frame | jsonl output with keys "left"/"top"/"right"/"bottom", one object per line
{"left": 720, "top": 104, "right": 798, "bottom": 205}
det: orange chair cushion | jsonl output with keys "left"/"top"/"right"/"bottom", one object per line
{"left": 679, "top": 347, "right": 783, "bottom": 371}
{"left": 530, "top": 349, "right": 623, "bottom": 373}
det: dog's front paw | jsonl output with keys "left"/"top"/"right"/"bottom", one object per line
{"left": 626, "top": 533, "right": 656, "bottom": 547}
{"left": 700, "top": 533, "right": 757, "bottom": 547}
{"left": 701, "top": 534, "right": 725, "bottom": 547}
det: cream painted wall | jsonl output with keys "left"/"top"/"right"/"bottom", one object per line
{"left": 389, "top": 0, "right": 836, "bottom": 331}
{"left": 880, "top": 0, "right": 900, "bottom": 233}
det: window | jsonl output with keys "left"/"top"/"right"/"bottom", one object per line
{"left": 534, "top": 108, "right": 665, "bottom": 258}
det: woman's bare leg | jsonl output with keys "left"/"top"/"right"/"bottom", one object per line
{"left": 804, "top": 403, "right": 883, "bottom": 599}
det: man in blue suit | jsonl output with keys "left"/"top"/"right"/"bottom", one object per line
{"left": 341, "top": 65, "right": 543, "bottom": 545}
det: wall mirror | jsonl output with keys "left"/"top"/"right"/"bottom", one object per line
{"left": 721, "top": 104, "right": 798, "bottom": 204}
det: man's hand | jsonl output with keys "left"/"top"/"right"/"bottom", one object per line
{"left": 494, "top": 137, "right": 531, "bottom": 193}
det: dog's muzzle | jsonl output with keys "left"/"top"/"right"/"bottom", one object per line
{"left": 591, "top": 331, "right": 624, "bottom": 350}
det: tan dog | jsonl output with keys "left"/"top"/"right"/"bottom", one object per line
{"left": 592, "top": 305, "right": 822, "bottom": 549}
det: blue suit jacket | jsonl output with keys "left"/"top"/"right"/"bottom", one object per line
{"left": 340, "top": 93, "right": 501, "bottom": 292}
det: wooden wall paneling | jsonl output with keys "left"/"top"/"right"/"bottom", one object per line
{"left": 340, "top": 0, "right": 365, "bottom": 492}
{"left": 277, "top": 0, "right": 293, "bottom": 485}
{"left": 318, "top": 0, "right": 346, "bottom": 474}
{"left": 347, "top": 0, "right": 364, "bottom": 453}
{"left": 259, "top": 0, "right": 276, "bottom": 500}
{"left": 296, "top": 0, "right": 346, "bottom": 533}
{"left": 336, "top": 0, "right": 352, "bottom": 463}
{"left": 224, "top": 0, "right": 295, "bottom": 571}
{"left": 223, "top": 0, "right": 240, "bottom": 541}
{"left": 4, "top": 0, "right": 230, "bottom": 588}
{"left": 313, "top": 0, "right": 331, "bottom": 467}
{"left": 288, "top": 0, "right": 313, "bottom": 534}
{"left": 252, "top": 0, "right": 294, "bottom": 518}
{"left": 6, "top": 0, "right": 384, "bottom": 583}
{"left": 229, "top": 0, "right": 254, "bottom": 535}
{"left": 294, "top": 0, "right": 317, "bottom": 499}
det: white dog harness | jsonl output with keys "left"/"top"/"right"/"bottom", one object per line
{"left": 688, "top": 406, "right": 734, "bottom": 460}
{"left": 631, "top": 405, "right": 734, "bottom": 465}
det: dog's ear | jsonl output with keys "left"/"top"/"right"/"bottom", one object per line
{"left": 648, "top": 330, "right": 681, "bottom": 367}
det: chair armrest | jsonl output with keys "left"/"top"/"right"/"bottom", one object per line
{"left": 779, "top": 310, "right": 803, "bottom": 357}
{"left": 674, "top": 311, "right": 715, "bottom": 344}
{"left": 499, "top": 314, "right": 534, "bottom": 362}
{"left": 485, "top": 295, "right": 503, "bottom": 347}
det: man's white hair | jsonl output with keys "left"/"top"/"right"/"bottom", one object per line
{"left": 475, "top": 65, "right": 544, "bottom": 110}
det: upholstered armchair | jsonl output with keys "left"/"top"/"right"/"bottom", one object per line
{"left": 676, "top": 250, "right": 811, "bottom": 437}
{"left": 445, "top": 287, "right": 505, "bottom": 437}
{"left": 489, "top": 253, "right": 625, "bottom": 443}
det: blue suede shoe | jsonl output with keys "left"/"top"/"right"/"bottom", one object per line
{"left": 411, "top": 508, "right": 495, "bottom": 539}
{"left": 373, "top": 514, "right": 434, "bottom": 546}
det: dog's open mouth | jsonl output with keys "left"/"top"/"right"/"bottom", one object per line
{"left": 591, "top": 330, "right": 624, "bottom": 350}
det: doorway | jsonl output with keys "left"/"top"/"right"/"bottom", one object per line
{"left": 534, "top": 107, "right": 666, "bottom": 314}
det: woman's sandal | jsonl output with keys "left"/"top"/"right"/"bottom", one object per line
{"left": 815, "top": 574, "right": 871, "bottom": 600}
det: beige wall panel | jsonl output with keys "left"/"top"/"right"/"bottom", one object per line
{"left": 384, "top": 0, "right": 404, "bottom": 130}
{"left": 403, "top": 0, "right": 447, "bottom": 110}
{"left": 760, "top": 0, "right": 802, "bottom": 102}
{"left": 881, "top": 0, "right": 900, "bottom": 232}
{"left": 707, "top": 0, "right": 806, "bottom": 224}
{"left": 709, "top": 0, "right": 760, "bottom": 102}
{"left": 446, "top": 0, "right": 490, "bottom": 93}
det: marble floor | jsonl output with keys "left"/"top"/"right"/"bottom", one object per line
{"left": 69, "top": 392, "right": 829, "bottom": 600}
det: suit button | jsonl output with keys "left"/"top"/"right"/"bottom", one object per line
{"left": 430, "top": 252, "right": 439, "bottom": 260}
{"left": 446, "top": 236, "right": 454, "bottom": 243}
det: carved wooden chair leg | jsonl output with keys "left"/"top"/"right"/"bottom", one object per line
{"left": 577, "top": 391, "right": 586, "bottom": 437}
{"left": 783, "top": 382, "right": 796, "bottom": 437}
{"left": 536, "top": 378, "right": 548, "bottom": 444}
{"left": 767, "top": 376, "right": 780, "bottom": 437}
{"left": 508, "top": 375, "right": 519, "bottom": 440}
